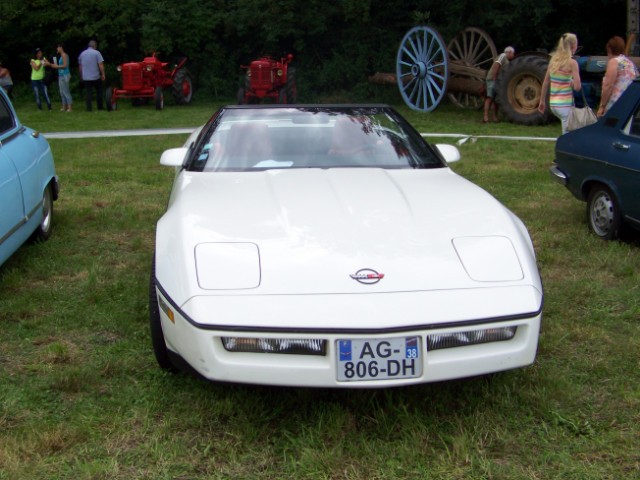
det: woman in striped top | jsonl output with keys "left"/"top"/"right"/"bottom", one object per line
{"left": 538, "top": 33, "right": 582, "bottom": 134}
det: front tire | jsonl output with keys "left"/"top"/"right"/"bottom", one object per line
{"left": 285, "top": 67, "right": 297, "bottom": 104}
{"left": 30, "top": 185, "right": 53, "bottom": 242}
{"left": 105, "top": 87, "right": 117, "bottom": 111}
{"left": 149, "top": 255, "right": 178, "bottom": 372}
{"left": 587, "top": 185, "right": 622, "bottom": 240}
{"left": 154, "top": 86, "right": 164, "bottom": 110}
{"left": 237, "top": 87, "right": 246, "bottom": 105}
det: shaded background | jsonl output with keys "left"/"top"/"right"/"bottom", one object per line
{"left": 0, "top": 0, "right": 629, "bottom": 101}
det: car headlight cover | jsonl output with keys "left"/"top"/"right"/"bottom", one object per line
{"left": 222, "top": 337, "right": 327, "bottom": 355}
{"left": 453, "top": 236, "right": 524, "bottom": 282}
{"left": 195, "top": 242, "right": 261, "bottom": 290}
{"left": 427, "top": 326, "right": 517, "bottom": 350}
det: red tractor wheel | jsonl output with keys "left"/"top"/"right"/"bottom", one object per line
{"left": 154, "top": 86, "right": 164, "bottom": 110}
{"left": 172, "top": 68, "right": 193, "bottom": 105}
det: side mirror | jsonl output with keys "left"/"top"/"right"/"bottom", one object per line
{"left": 160, "top": 147, "right": 188, "bottom": 167}
{"left": 435, "top": 144, "right": 461, "bottom": 164}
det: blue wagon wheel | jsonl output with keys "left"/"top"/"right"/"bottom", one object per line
{"left": 396, "top": 26, "right": 449, "bottom": 112}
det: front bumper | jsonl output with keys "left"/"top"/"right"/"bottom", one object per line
{"left": 549, "top": 164, "right": 568, "bottom": 186}
{"left": 155, "top": 287, "right": 542, "bottom": 388}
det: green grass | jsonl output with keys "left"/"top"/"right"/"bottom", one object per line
{"left": 1, "top": 98, "right": 639, "bottom": 479}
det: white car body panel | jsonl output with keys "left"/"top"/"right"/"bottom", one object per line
{"left": 152, "top": 105, "right": 543, "bottom": 387}
{"left": 156, "top": 168, "right": 540, "bottom": 306}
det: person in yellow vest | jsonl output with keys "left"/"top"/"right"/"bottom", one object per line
{"left": 30, "top": 48, "right": 52, "bottom": 111}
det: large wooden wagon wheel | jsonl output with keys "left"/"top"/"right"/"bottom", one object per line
{"left": 447, "top": 27, "right": 497, "bottom": 109}
{"left": 396, "top": 26, "right": 449, "bottom": 112}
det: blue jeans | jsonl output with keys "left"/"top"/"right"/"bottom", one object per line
{"left": 31, "top": 79, "right": 51, "bottom": 110}
{"left": 58, "top": 74, "right": 73, "bottom": 107}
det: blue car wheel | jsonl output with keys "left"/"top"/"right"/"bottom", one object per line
{"left": 30, "top": 185, "right": 54, "bottom": 242}
{"left": 587, "top": 185, "right": 621, "bottom": 240}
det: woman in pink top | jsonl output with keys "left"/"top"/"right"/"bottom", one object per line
{"left": 597, "top": 36, "right": 639, "bottom": 117}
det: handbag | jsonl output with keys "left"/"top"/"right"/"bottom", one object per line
{"left": 567, "top": 90, "right": 597, "bottom": 131}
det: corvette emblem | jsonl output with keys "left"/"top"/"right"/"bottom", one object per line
{"left": 350, "top": 268, "right": 385, "bottom": 285}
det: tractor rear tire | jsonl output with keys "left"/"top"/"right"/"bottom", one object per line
{"left": 105, "top": 87, "right": 117, "bottom": 111}
{"left": 497, "top": 54, "right": 552, "bottom": 126}
{"left": 286, "top": 67, "right": 297, "bottom": 104}
{"left": 154, "top": 86, "right": 164, "bottom": 110}
{"left": 172, "top": 68, "right": 193, "bottom": 105}
{"left": 237, "top": 87, "right": 246, "bottom": 105}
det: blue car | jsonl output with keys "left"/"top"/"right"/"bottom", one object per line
{"left": 0, "top": 88, "right": 59, "bottom": 267}
{"left": 551, "top": 78, "right": 640, "bottom": 240}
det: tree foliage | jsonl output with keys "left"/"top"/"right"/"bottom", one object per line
{"left": 0, "top": 0, "right": 628, "bottom": 101}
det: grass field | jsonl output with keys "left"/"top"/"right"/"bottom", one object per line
{"left": 1, "top": 97, "right": 639, "bottom": 479}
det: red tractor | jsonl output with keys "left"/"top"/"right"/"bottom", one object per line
{"left": 237, "top": 54, "right": 297, "bottom": 104}
{"left": 105, "top": 54, "right": 193, "bottom": 111}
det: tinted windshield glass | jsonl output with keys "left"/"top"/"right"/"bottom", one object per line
{"left": 187, "top": 106, "right": 444, "bottom": 172}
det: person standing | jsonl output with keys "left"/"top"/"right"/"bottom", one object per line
{"left": 538, "top": 33, "right": 582, "bottom": 135}
{"left": 483, "top": 46, "right": 515, "bottom": 123}
{"left": 78, "top": 40, "right": 105, "bottom": 111}
{"left": 45, "top": 43, "right": 73, "bottom": 112}
{"left": 0, "top": 62, "right": 13, "bottom": 98}
{"left": 597, "top": 36, "right": 639, "bottom": 117}
{"left": 30, "top": 48, "right": 52, "bottom": 111}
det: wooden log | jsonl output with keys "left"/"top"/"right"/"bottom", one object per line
{"left": 368, "top": 72, "right": 399, "bottom": 86}
{"left": 449, "top": 61, "right": 486, "bottom": 79}
{"left": 447, "top": 76, "right": 485, "bottom": 96}
{"left": 369, "top": 71, "right": 486, "bottom": 96}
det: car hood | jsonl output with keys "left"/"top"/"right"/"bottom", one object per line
{"left": 156, "top": 168, "right": 540, "bottom": 305}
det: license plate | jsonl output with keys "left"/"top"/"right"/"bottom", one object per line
{"left": 336, "top": 336, "right": 422, "bottom": 381}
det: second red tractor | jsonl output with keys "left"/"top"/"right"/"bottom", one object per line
{"left": 237, "top": 54, "right": 297, "bottom": 104}
{"left": 105, "top": 54, "right": 193, "bottom": 111}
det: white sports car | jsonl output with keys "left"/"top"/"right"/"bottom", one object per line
{"left": 151, "top": 105, "right": 542, "bottom": 388}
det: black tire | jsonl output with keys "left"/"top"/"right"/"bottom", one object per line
{"left": 237, "top": 87, "right": 246, "bottom": 105}
{"left": 149, "top": 255, "right": 179, "bottom": 372}
{"left": 154, "top": 86, "right": 164, "bottom": 110}
{"left": 105, "top": 87, "right": 117, "bottom": 111}
{"left": 172, "top": 68, "right": 193, "bottom": 105}
{"left": 587, "top": 185, "right": 622, "bottom": 240}
{"left": 497, "top": 54, "right": 552, "bottom": 125}
{"left": 285, "top": 67, "right": 297, "bottom": 104}
{"left": 30, "top": 184, "right": 53, "bottom": 242}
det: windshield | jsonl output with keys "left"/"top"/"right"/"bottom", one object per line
{"left": 186, "top": 106, "right": 445, "bottom": 172}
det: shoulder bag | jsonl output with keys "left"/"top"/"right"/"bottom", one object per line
{"left": 567, "top": 90, "right": 597, "bottom": 132}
